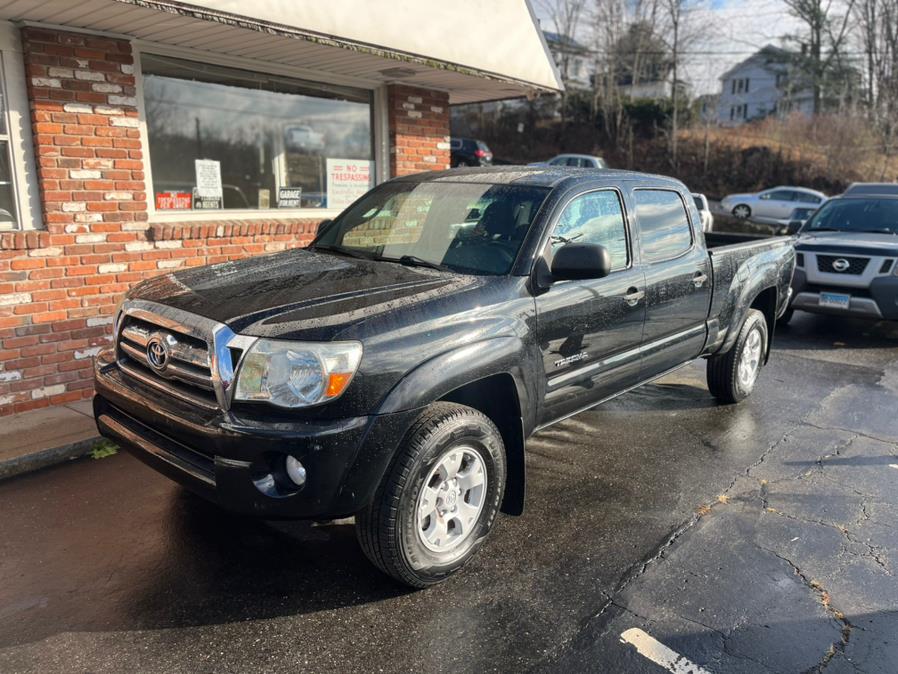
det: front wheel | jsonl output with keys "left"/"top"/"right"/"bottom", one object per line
{"left": 732, "top": 204, "right": 751, "bottom": 219}
{"left": 356, "top": 402, "right": 506, "bottom": 587}
{"left": 707, "top": 309, "right": 768, "bottom": 404}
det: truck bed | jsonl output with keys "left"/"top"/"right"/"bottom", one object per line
{"left": 703, "top": 232, "right": 796, "bottom": 356}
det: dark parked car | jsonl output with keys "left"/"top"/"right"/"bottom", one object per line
{"left": 450, "top": 137, "right": 492, "bottom": 167}
{"left": 94, "top": 167, "right": 794, "bottom": 587}
{"left": 782, "top": 194, "right": 898, "bottom": 323}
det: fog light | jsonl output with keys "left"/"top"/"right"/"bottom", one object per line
{"left": 285, "top": 455, "right": 307, "bottom": 488}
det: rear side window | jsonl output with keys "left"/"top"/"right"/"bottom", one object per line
{"left": 550, "top": 190, "right": 629, "bottom": 270}
{"left": 796, "top": 192, "right": 822, "bottom": 204}
{"left": 634, "top": 189, "right": 693, "bottom": 263}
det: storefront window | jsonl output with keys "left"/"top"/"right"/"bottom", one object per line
{"left": 0, "top": 55, "right": 19, "bottom": 229}
{"left": 141, "top": 54, "right": 373, "bottom": 213}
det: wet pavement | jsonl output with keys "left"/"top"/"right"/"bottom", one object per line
{"left": 1, "top": 311, "right": 897, "bottom": 673}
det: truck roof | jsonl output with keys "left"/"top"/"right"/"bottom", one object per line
{"left": 394, "top": 165, "right": 685, "bottom": 190}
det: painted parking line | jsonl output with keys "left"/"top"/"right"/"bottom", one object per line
{"left": 620, "top": 628, "right": 712, "bottom": 674}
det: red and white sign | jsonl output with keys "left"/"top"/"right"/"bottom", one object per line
{"left": 326, "top": 158, "right": 374, "bottom": 210}
{"left": 156, "top": 192, "right": 192, "bottom": 210}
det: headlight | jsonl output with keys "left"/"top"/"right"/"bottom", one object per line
{"left": 234, "top": 340, "right": 362, "bottom": 408}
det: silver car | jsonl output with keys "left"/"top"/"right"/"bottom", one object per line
{"left": 529, "top": 154, "right": 607, "bottom": 169}
{"left": 721, "top": 186, "right": 827, "bottom": 224}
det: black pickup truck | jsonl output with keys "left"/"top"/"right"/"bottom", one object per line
{"left": 93, "top": 167, "right": 794, "bottom": 587}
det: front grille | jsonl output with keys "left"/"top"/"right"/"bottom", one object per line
{"left": 816, "top": 254, "right": 869, "bottom": 275}
{"left": 880, "top": 259, "right": 894, "bottom": 274}
{"left": 796, "top": 252, "right": 805, "bottom": 267}
{"left": 117, "top": 314, "right": 219, "bottom": 409}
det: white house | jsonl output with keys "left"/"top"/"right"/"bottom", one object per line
{"left": 717, "top": 45, "right": 813, "bottom": 126}
{"left": 543, "top": 31, "right": 593, "bottom": 89}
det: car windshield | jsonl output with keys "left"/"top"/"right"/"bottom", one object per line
{"left": 803, "top": 198, "right": 898, "bottom": 235}
{"left": 313, "top": 181, "right": 550, "bottom": 275}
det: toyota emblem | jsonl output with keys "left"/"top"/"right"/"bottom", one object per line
{"left": 146, "top": 335, "right": 170, "bottom": 372}
{"left": 832, "top": 258, "right": 850, "bottom": 272}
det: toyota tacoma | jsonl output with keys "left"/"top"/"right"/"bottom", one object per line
{"left": 93, "top": 167, "right": 795, "bottom": 586}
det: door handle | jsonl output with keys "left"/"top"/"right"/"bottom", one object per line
{"left": 623, "top": 287, "right": 645, "bottom": 306}
{"left": 692, "top": 272, "right": 708, "bottom": 288}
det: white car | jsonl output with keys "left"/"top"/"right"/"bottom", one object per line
{"left": 691, "top": 193, "right": 714, "bottom": 232}
{"left": 720, "top": 186, "right": 827, "bottom": 225}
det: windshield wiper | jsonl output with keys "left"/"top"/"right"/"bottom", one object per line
{"left": 390, "top": 255, "right": 450, "bottom": 271}
{"left": 310, "top": 244, "right": 373, "bottom": 259}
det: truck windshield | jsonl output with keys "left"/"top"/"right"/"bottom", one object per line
{"left": 313, "top": 181, "right": 550, "bottom": 275}
{"left": 803, "top": 198, "right": 898, "bottom": 235}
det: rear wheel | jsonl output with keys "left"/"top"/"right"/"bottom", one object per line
{"left": 707, "top": 309, "right": 768, "bottom": 404}
{"left": 356, "top": 402, "right": 506, "bottom": 587}
{"left": 732, "top": 204, "right": 751, "bottom": 219}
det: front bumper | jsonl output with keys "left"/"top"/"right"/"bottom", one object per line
{"left": 93, "top": 350, "right": 418, "bottom": 519}
{"left": 789, "top": 268, "right": 898, "bottom": 320}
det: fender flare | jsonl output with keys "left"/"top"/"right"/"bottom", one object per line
{"left": 376, "top": 336, "right": 532, "bottom": 515}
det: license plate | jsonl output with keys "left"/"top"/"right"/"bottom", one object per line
{"left": 819, "top": 292, "right": 850, "bottom": 310}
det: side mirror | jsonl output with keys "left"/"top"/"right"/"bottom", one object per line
{"left": 785, "top": 220, "right": 803, "bottom": 235}
{"left": 317, "top": 218, "right": 333, "bottom": 230}
{"left": 550, "top": 243, "right": 612, "bottom": 281}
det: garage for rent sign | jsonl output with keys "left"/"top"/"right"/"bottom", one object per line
{"left": 326, "top": 159, "right": 374, "bottom": 210}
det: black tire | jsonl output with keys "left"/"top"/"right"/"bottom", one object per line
{"left": 356, "top": 402, "right": 506, "bottom": 588}
{"left": 707, "top": 309, "right": 768, "bottom": 404}
{"left": 732, "top": 204, "right": 752, "bottom": 219}
{"left": 777, "top": 307, "right": 794, "bottom": 326}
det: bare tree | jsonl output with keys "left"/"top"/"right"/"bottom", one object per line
{"left": 784, "top": 0, "right": 857, "bottom": 114}
{"left": 539, "top": 0, "right": 587, "bottom": 136}
{"left": 854, "top": 0, "right": 898, "bottom": 177}
{"left": 658, "top": 0, "right": 709, "bottom": 167}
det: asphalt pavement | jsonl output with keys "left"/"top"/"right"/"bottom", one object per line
{"left": 1, "top": 311, "right": 896, "bottom": 673}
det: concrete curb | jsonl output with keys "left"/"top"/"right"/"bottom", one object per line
{"left": 0, "top": 436, "right": 100, "bottom": 481}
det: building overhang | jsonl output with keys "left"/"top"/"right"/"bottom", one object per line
{"left": 0, "top": 0, "right": 564, "bottom": 104}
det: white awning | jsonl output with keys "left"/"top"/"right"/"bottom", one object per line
{"left": 0, "top": 0, "right": 563, "bottom": 103}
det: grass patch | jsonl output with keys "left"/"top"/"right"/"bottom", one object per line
{"left": 90, "top": 440, "right": 118, "bottom": 460}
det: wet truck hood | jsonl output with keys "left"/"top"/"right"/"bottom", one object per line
{"left": 128, "top": 248, "right": 472, "bottom": 340}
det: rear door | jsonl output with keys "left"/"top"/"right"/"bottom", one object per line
{"left": 535, "top": 188, "right": 646, "bottom": 425}
{"left": 632, "top": 188, "right": 711, "bottom": 379}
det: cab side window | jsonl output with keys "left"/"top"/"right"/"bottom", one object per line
{"left": 634, "top": 189, "right": 693, "bottom": 263}
{"left": 549, "top": 190, "right": 629, "bottom": 270}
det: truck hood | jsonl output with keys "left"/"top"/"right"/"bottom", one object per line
{"left": 128, "top": 248, "right": 473, "bottom": 339}
{"left": 796, "top": 231, "right": 898, "bottom": 255}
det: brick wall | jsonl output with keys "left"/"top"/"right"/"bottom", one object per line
{"left": 387, "top": 85, "right": 450, "bottom": 176}
{"left": 0, "top": 31, "right": 453, "bottom": 416}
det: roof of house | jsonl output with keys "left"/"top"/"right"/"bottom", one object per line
{"left": 719, "top": 45, "right": 793, "bottom": 82}
{"left": 543, "top": 30, "right": 590, "bottom": 53}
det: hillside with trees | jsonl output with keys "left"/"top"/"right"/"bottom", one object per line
{"left": 451, "top": 0, "right": 898, "bottom": 198}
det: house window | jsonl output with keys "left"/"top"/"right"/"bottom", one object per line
{"left": 744, "top": 78, "right": 750, "bottom": 93}
{"left": 141, "top": 54, "right": 373, "bottom": 213}
{"left": 0, "top": 23, "right": 39, "bottom": 231}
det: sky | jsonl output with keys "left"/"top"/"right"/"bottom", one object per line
{"left": 534, "top": 0, "right": 805, "bottom": 95}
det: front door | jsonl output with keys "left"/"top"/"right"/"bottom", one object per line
{"left": 631, "top": 188, "right": 712, "bottom": 378}
{"left": 759, "top": 189, "right": 797, "bottom": 220}
{"left": 535, "top": 188, "right": 646, "bottom": 425}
